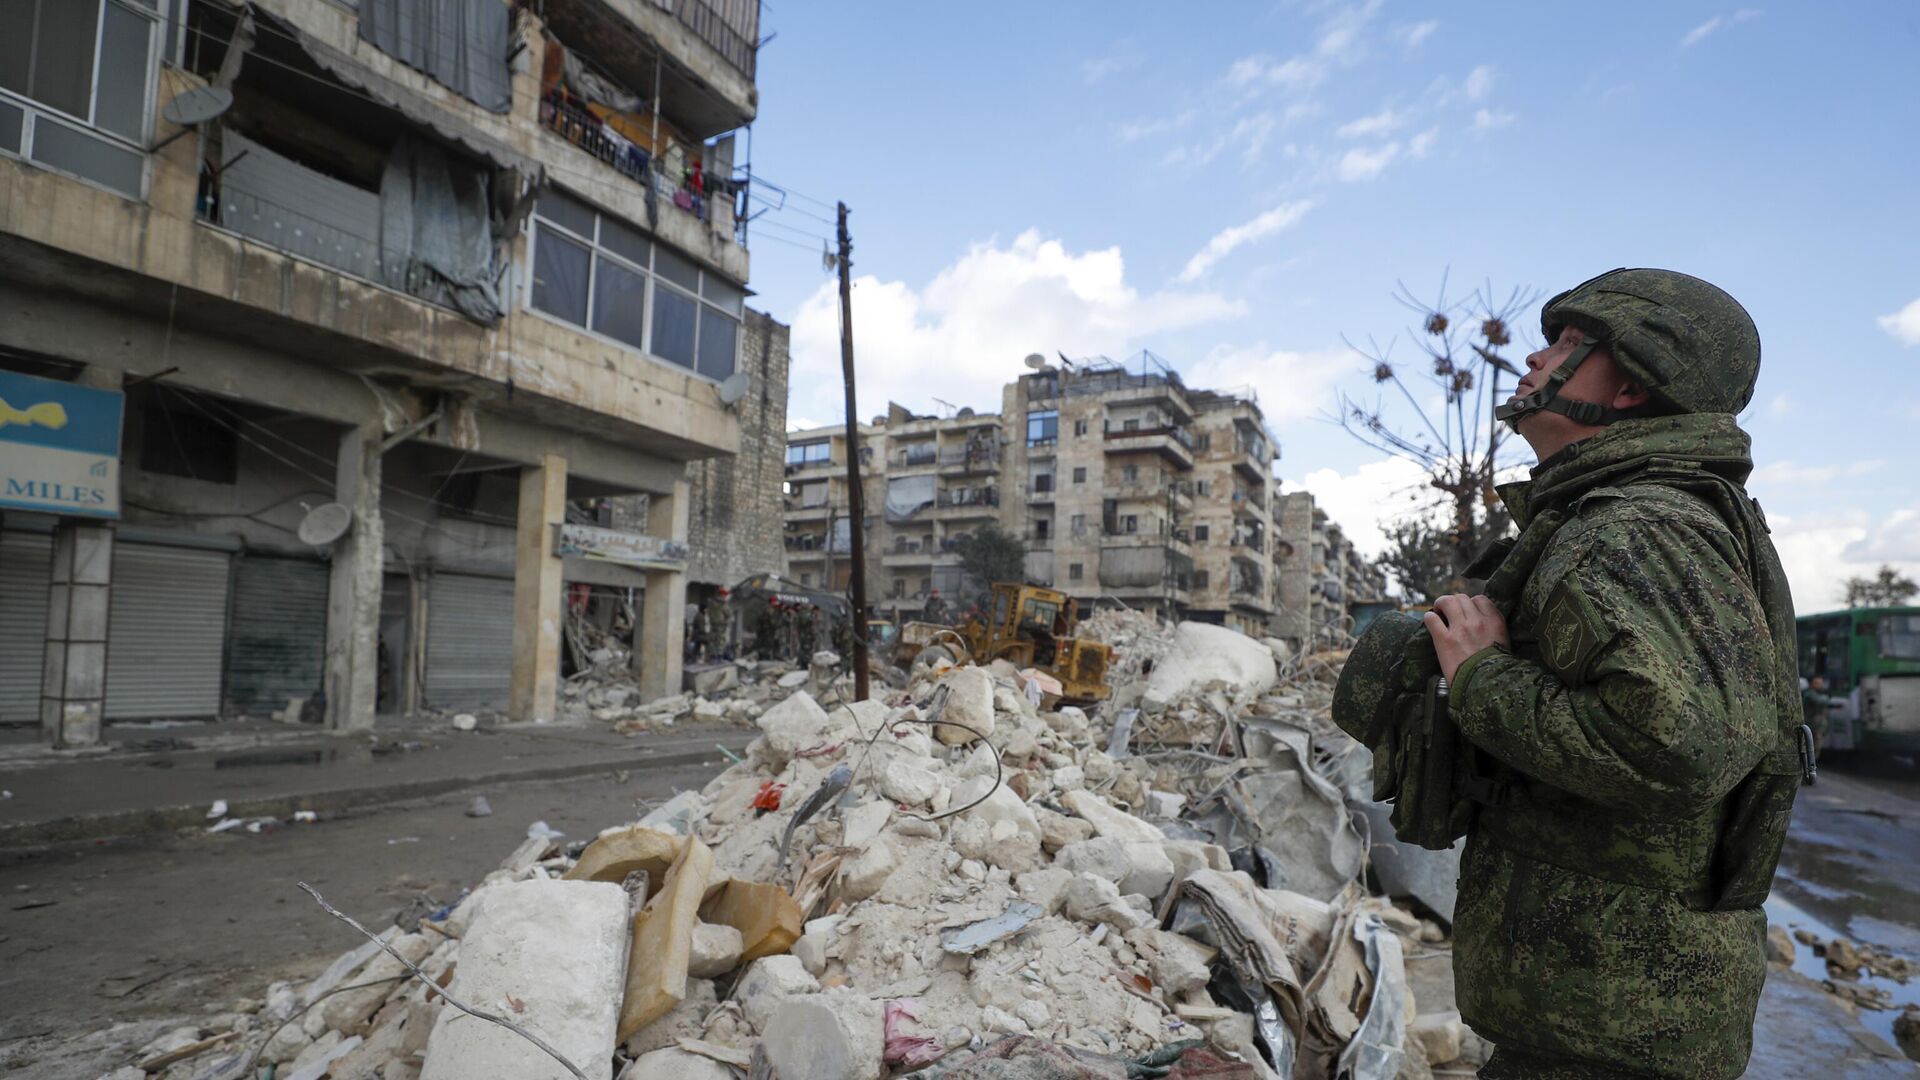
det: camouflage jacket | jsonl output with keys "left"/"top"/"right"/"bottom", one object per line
{"left": 1448, "top": 414, "right": 1799, "bottom": 1078}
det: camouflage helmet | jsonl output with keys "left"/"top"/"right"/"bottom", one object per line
{"left": 1497, "top": 268, "right": 1761, "bottom": 428}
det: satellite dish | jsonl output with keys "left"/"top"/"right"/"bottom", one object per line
{"left": 298, "top": 503, "right": 354, "bottom": 547}
{"left": 716, "top": 371, "right": 751, "bottom": 407}
{"left": 1023, "top": 353, "right": 1048, "bottom": 371}
{"left": 162, "top": 86, "right": 234, "bottom": 127}
{"left": 956, "top": 406, "right": 975, "bottom": 418}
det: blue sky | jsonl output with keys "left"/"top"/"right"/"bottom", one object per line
{"left": 736, "top": 1, "right": 1920, "bottom": 609}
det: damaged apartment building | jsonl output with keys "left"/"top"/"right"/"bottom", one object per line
{"left": 782, "top": 354, "right": 1389, "bottom": 650}
{"left": 0, "top": 0, "right": 777, "bottom": 745}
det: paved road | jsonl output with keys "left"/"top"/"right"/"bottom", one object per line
{"left": 0, "top": 756, "right": 731, "bottom": 1080}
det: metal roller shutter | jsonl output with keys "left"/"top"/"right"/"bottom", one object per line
{"left": 425, "top": 573, "right": 514, "bottom": 711}
{"left": 0, "top": 532, "right": 53, "bottom": 726}
{"left": 226, "top": 555, "right": 330, "bottom": 713}
{"left": 105, "top": 543, "right": 231, "bottom": 719}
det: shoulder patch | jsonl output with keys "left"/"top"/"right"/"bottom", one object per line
{"left": 1540, "top": 577, "right": 1613, "bottom": 684}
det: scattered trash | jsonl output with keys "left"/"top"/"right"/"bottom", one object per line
{"left": 939, "top": 900, "right": 1044, "bottom": 956}
{"left": 526, "top": 820, "right": 565, "bottom": 842}
{"left": 205, "top": 799, "right": 228, "bottom": 819}
{"left": 387, "top": 836, "right": 421, "bottom": 845}
{"left": 452, "top": 712, "right": 479, "bottom": 732}
{"left": 750, "top": 780, "right": 786, "bottom": 816}
{"left": 208, "top": 818, "right": 243, "bottom": 834}
{"left": 467, "top": 796, "right": 494, "bottom": 818}
{"left": 292, "top": 810, "right": 319, "bottom": 824}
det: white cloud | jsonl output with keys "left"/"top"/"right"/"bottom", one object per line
{"left": 1408, "top": 127, "right": 1439, "bottom": 158}
{"left": 1189, "top": 343, "right": 1362, "bottom": 426}
{"left": 1681, "top": 8, "right": 1761, "bottom": 48}
{"left": 1396, "top": 19, "right": 1439, "bottom": 50}
{"left": 1290, "top": 456, "right": 1434, "bottom": 562}
{"left": 788, "top": 231, "right": 1244, "bottom": 424}
{"left": 1878, "top": 297, "right": 1920, "bottom": 345}
{"left": 1117, "top": 110, "right": 1195, "bottom": 143}
{"left": 1844, "top": 505, "right": 1920, "bottom": 564}
{"left": 1178, "top": 202, "right": 1315, "bottom": 282}
{"left": 1471, "top": 107, "right": 1516, "bottom": 132}
{"left": 1749, "top": 458, "right": 1887, "bottom": 493}
{"left": 1766, "top": 393, "right": 1792, "bottom": 417}
{"left": 1335, "top": 107, "right": 1404, "bottom": 140}
{"left": 1229, "top": 54, "right": 1328, "bottom": 92}
{"left": 1766, "top": 506, "right": 1920, "bottom": 612}
{"left": 1462, "top": 64, "right": 1496, "bottom": 101}
{"left": 1164, "top": 112, "right": 1281, "bottom": 168}
{"left": 1337, "top": 142, "right": 1400, "bottom": 182}
{"left": 1081, "top": 48, "right": 1139, "bottom": 85}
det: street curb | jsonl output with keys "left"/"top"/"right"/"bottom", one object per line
{"left": 0, "top": 741, "right": 753, "bottom": 850}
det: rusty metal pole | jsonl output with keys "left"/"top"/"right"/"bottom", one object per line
{"left": 836, "top": 202, "right": 871, "bottom": 701}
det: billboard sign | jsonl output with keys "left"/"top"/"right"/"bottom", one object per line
{"left": 0, "top": 369, "right": 123, "bottom": 518}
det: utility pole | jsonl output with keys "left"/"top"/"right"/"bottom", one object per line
{"left": 837, "top": 202, "right": 871, "bottom": 702}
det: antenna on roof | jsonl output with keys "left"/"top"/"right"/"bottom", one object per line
{"left": 1056, "top": 351, "right": 1077, "bottom": 371}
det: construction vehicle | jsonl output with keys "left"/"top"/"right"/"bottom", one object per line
{"left": 900, "top": 582, "right": 1113, "bottom": 705}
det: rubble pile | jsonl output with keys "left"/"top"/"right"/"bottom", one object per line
{"left": 102, "top": 621, "right": 1489, "bottom": 1080}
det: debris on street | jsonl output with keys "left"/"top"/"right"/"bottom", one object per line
{"left": 83, "top": 614, "right": 1495, "bottom": 1079}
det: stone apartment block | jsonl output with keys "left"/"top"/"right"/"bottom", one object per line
{"left": 782, "top": 355, "right": 1387, "bottom": 642}
{"left": 0, "top": 0, "right": 765, "bottom": 742}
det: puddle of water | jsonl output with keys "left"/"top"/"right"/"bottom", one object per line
{"left": 1765, "top": 893, "right": 1918, "bottom": 1054}
{"left": 212, "top": 748, "right": 339, "bottom": 770}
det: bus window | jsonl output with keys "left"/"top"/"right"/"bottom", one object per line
{"left": 1881, "top": 614, "right": 1920, "bottom": 660}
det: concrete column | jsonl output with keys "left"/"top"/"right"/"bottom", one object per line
{"left": 636, "top": 480, "right": 689, "bottom": 702}
{"left": 41, "top": 521, "right": 114, "bottom": 748}
{"left": 509, "top": 454, "right": 567, "bottom": 723}
{"left": 324, "top": 422, "right": 383, "bottom": 731}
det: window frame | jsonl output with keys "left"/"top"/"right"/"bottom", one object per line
{"left": 1026, "top": 409, "right": 1059, "bottom": 446}
{"left": 524, "top": 189, "right": 742, "bottom": 383}
{"left": 0, "top": 0, "right": 160, "bottom": 201}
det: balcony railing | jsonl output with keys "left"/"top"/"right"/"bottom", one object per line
{"left": 936, "top": 488, "right": 1000, "bottom": 510}
{"left": 538, "top": 91, "right": 742, "bottom": 240}
{"left": 672, "top": 0, "right": 761, "bottom": 80}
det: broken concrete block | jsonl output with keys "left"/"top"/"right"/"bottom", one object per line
{"left": 755, "top": 691, "right": 846, "bottom": 769}
{"left": 692, "top": 699, "right": 726, "bottom": 722}
{"left": 619, "top": 834, "right": 716, "bottom": 1042}
{"left": 687, "top": 664, "right": 740, "bottom": 696}
{"left": 687, "top": 922, "right": 745, "bottom": 978}
{"left": 1053, "top": 836, "right": 1172, "bottom": 901}
{"left": 1128, "top": 929, "right": 1216, "bottom": 996}
{"left": 1766, "top": 923, "right": 1795, "bottom": 966}
{"left": 1410, "top": 1010, "right": 1465, "bottom": 1066}
{"left": 737, "top": 954, "right": 821, "bottom": 1032}
{"left": 837, "top": 841, "right": 896, "bottom": 902}
{"left": 1059, "top": 789, "right": 1166, "bottom": 846}
{"left": 319, "top": 932, "right": 434, "bottom": 1034}
{"left": 935, "top": 667, "right": 997, "bottom": 745}
{"left": 262, "top": 1016, "right": 315, "bottom": 1064}
{"left": 778, "top": 669, "right": 812, "bottom": 689}
{"left": 1063, "top": 874, "right": 1149, "bottom": 930}
{"left": 842, "top": 800, "right": 894, "bottom": 849}
{"left": 420, "top": 879, "right": 629, "bottom": 1080}
{"left": 1015, "top": 867, "right": 1075, "bottom": 915}
{"left": 950, "top": 816, "right": 1042, "bottom": 873}
{"left": 1145, "top": 622, "right": 1278, "bottom": 703}
{"left": 951, "top": 775, "right": 1040, "bottom": 846}
{"left": 762, "top": 987, "right": 884, "bottom": 1080}
{"left": 627, "top": 1047, "right": 735, "bottom": 1080}
{"left": 879, "top": 759, "right": 941, "bottom": 807}
{"left": 1034, "top": 807, "right": 1095, "bottom": 854}
{"left": 622, "top": 979, "right": 719, "bottom": 1057}
{"left": 698, "top": 879, "right": 803, "bottom": 966}
{"left": 1051, "top": 765, "right": 1087, "bottom": 793}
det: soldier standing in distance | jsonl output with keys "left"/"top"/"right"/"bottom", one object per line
{"left": 1422, "top": 269, "right": 1803, "bottom": 1078}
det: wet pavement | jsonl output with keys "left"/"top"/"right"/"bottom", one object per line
{"left": 1758, "top": 754, "right": 1920, "bottom": 1070}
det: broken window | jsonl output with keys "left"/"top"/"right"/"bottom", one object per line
{"left": 137, "top": 393, "right": 239, "bottom": 485}
{"left": 1074, "top": 419, "right": 1089, "bottom": 437}
{"left": 1, "top": 0, "right": 157, "bottom": 199}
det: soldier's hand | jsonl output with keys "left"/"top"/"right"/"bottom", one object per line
{"left": 1424, "top": 594, "right": 1510, "bottom": 682}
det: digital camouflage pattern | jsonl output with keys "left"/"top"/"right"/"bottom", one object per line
{"left": 1447, "top": 412, "right": 1801, "bottom": 1079}
{"left": 1540, "top": 268, "right": 1763, "bottom": 417}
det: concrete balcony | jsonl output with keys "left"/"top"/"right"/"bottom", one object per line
{"left": 545, "top": 0, "right": 758, "bottom": 137}
{"left": 1232, "top": 454, "right": 1269, "bottom": 486}
{"left": 881, "top": 547, "right": 934, "bottom": 568}
{"left": 1103, "top": 427, "right": 1194, "bottom": 470}
{"left": 938, "top": 447, "right": 1002, "bottom": 476}
{"left": 784, "top": 459, "right": 840, "bottom": 481}
{"left": 784, "top": 502, "right": 832, "bottom": 522}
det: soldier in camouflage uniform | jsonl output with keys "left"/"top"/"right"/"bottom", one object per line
{"left": 1422, "top": 269, "right": 1803, "bottom": 1079}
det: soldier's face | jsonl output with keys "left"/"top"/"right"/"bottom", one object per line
{"left": 1512, "top": 328, "right": 1636, "bottom": 457}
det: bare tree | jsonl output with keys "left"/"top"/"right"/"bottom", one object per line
{"left": 1335, "top": 274, "right": 1538, "bottom": 588}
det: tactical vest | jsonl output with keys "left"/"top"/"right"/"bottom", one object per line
{"left": 1333, "top": 466, "right": 1810, "bottom": 911}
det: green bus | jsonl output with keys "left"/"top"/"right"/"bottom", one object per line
{"left": 1795, "top": 606, "right": 1920, "bottom": 752}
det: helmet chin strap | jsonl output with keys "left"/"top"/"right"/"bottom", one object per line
{"left": 1495, "top": 334, "right": 1649, "bottom": 430}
